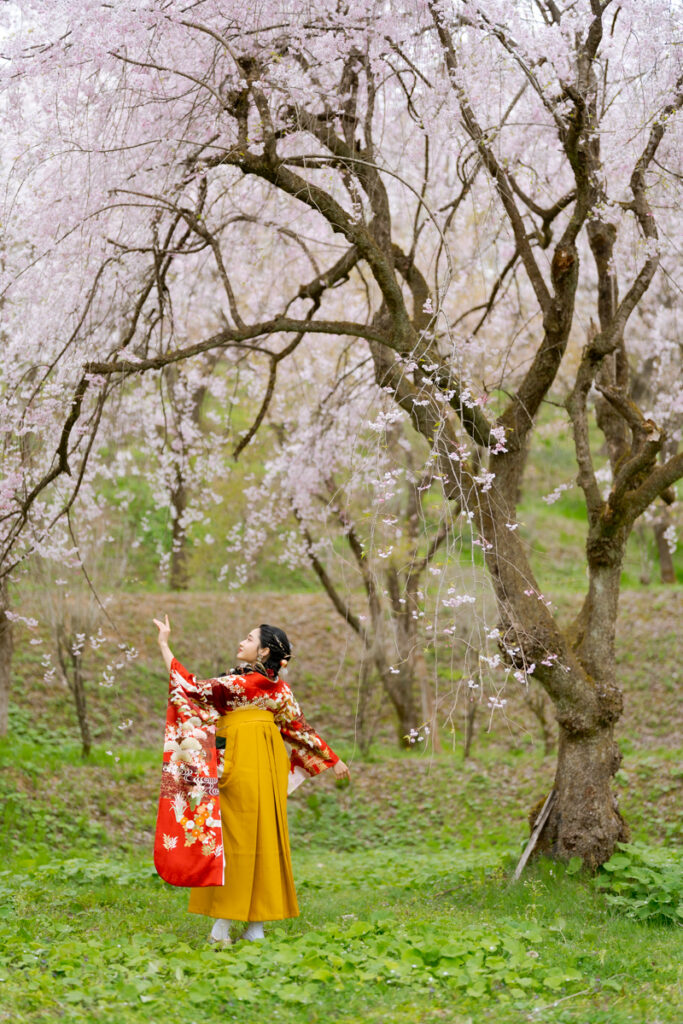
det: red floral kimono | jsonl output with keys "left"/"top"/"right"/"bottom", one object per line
{"left": 154, "top": 659, "right": 338, "bottom": 889}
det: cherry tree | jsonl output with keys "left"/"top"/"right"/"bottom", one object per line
{"left": 1, "top": 0, "right": 681, "bottom": 865}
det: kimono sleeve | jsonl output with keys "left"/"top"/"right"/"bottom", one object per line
{"left": 169, "top": 657, "right": 246, "bottom": 717}
{"left": 274, "top": 682, "right": 339, "bottom": 779}
{"left": 156, "top": 659, "right": 224, "bottom": 887}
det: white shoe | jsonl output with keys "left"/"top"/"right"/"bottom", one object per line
{"left": 208, "top": 918, "right": 233, "bottom": 945}
{"left": 241, "top": 921, "right": 265, "bottom": 942}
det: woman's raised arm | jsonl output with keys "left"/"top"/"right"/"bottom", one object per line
{"left": 153, "top": 614, "right": 174, "bottom": 672}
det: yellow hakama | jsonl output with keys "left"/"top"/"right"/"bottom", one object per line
{"left": 187, "top": 708, "right": 299, "bottom": 922}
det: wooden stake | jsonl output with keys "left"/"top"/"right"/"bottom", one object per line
{"left": 513, "top": 789, "right": 556, "bottom": 881}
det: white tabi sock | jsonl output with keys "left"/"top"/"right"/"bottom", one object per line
{"left": 209, "top": 918, "right": 233, "bottom": 944}
{"left": 242, "top": 921, "right": 265, "bottom": 942}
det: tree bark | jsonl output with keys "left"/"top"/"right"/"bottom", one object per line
{"left": 383, "top": 577, "right": 425, "bottom": 748}
{"left": 530, "top": 554, "right": 628, "bottom": 864}
{"left": 70, "top": 653, "right": 92, "bottom": 760}
{"left": 0, "top": 578, "right": 13, "bottom": 737}
{"left": 463, "top": 699, "right": 476, "bottom": 760}
{"left": 475, "top": 491, "right": 631, "bottom": 864}
{"left": 169, "top": 476, "right": 189, "bottom": 591}
{"left": 355, "top": 657, "right": 382, "bottom": 755}
{"left": 379, "top": 664, "right": 420, "bottom": 747}
{"left": 57, "top": 629, "right": 93, "bottom": 759}
{"left": 534, "top": 723, "right": 629, "bottom": 868}
{"left": 524, "top": 687, "right": 555, "bottom": 755}
{"left": 653, "top": 511, "right": 676, "bottom": 584}
{"left": 416, "top": 646, "right": 442, "bottom": 753}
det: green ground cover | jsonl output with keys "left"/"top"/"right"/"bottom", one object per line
{"left": 0, "top": 724, "right": 681, "bottom": 1023}
{"left": 0, "top": 824, "right": 681, "bottom": 1023}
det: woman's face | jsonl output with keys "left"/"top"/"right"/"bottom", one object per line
{"left": 237, "top": 627, "right": 265, "bottom": 665}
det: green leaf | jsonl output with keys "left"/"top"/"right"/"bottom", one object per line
{"left": 231, "top": 981, "right": 259, "bottom": 1002}
{"left": 277, "top": 982, "right": 317, "bottom": 1004}
{"left": 466, "top": 980, "right": 487, "bottom": 997}
{"left": 187, "top": 985, "right": 213, "bottom": 1004}
{"left": 345, "top": 920, "right": 374, "bottom": 937}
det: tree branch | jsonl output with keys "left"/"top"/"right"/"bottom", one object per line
{"left": 598, "top": 82, "right": 683, "bottom": 353}
{"left": 293, "top": 512, "right": 367, "bottom": 640}
{"left": 84, "top": 316, "right": 388, "bottom": 377}
{"left": 232, "top": 305, "right": 321, "bottom": 460}
{"left": 409, "top": 519, "right": 452, "bottom": 579}
{"left": 429, "top": 4, "right": 553, "bottom": 315}
{"left": 566, "top": 357, "right": 605, "bottom": 524}
{"left": 625, "top": 450, "right": 683, "bottom": 524}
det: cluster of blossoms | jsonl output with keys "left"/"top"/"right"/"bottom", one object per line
{"left": 406, "top": 725, "right": 431, "bottom": 745}
{"left": 542, "top": 483, "right": 572, "bottom": 506}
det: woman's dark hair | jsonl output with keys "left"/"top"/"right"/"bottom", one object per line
{"left": 257, "top": 624, "right": 292, "bottom": 678}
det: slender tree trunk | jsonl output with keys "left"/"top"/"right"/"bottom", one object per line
{"left": 57, "top": 630, "right": 93, "bottom": 759}
{"left": 463, "top": 699, "right": 476, "bottom": 760}
{"left": 165, "top": 363, "right": 216, "bottom": 591}
{"left": 169, "top": 477, "right": 189, "bottom": 591}
{"left": 70, "top": 652, "right": 92, "bottom": 759}
{"left": 636, "top": 522, "right": 653, "bottom": 586}
{"left": 415, "top": 646, "right": 441, "bottom": 753}
{"left": 631, "top": 377, "right": 677, "bottom": 585}
{"left": 355, "top": 656, "right": 381, "bottom": 755}
{"left": 382, "top": 594, "right": 422, "bottom": 748}
{"left": 0, "top": 578, "right": 13, "bottom": 737}
{"left": 653, "top": 510, "right": 676, "bottom": 584}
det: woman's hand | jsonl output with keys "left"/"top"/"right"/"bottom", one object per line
{"left": 333, "top": 759, "right": 351, "bottom": 782}
{"left": 153, "top": 615, "right": 173, "bottom": 671}
{"left": 153, "top": 614, "right": 171, "bottom": 646}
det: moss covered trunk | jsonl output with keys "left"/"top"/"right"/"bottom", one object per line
{"left": 537, "top": 724, "right": 629, "bottom": 867}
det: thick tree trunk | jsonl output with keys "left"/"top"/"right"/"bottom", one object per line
{"left": 0, "top": 578, "right": 13, "bottom": 737}
{"left": 533, "top": 560, "right": 628, "bottom": 865}
{"left": 534, "top": 723, "right": 629, "bottom": 868}
{"left": 476, "top": 487, "right": 630, "bottom": 866}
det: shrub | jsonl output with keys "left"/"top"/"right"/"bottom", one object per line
{"left": 595, "top": 843, "right": 683, "bottom": 925}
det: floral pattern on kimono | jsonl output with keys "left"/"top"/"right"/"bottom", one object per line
{"left": 153, "top": 661, "right": 224, "bottom": 887}
{"left": 170, "top": 658, "right": 339, "bottom": 779}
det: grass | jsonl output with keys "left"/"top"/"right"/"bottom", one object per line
{"left": 0, "top": 818, "right": 681, "bottom": 1023}
{"left": 0, "top": 705, "right": 681, "bottom": 1024}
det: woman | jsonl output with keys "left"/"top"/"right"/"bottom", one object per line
{"left": 153, "top": 615, "right": 350, "bottom": 944}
